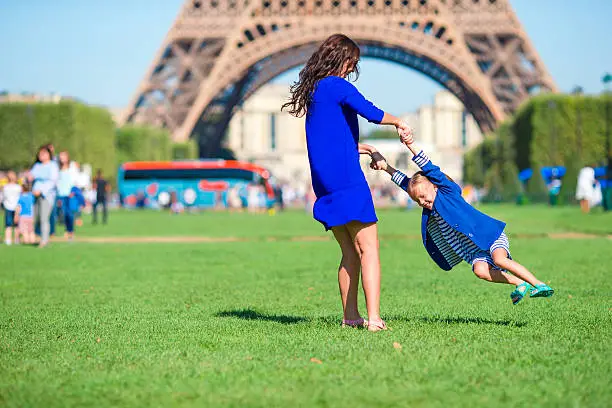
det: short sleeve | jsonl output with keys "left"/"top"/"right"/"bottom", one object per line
{"left": 337, "top": 79, "right": 384, "bottom": 123}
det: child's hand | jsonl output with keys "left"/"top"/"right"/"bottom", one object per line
{"left": 400, "top": 132, "right": 414, "bottom": 146}
{"left": 370, "top": 151, "right": 387, "bottom": 171}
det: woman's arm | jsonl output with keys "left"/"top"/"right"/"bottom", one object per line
{"left": 340, "top": 81, "right": 412, "bottom": 132}
{"left": 358, "top": 143, "right": 377, "bottom": 155}
{"left": 14, "top": 204, "right": 21, "bottom": 223}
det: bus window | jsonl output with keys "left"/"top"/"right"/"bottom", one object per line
{"left": 123, "top": 168, "right": 256, "bottom": 181}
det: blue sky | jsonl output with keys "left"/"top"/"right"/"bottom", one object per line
{"left": 1, "top": 0, "right": 611, "bottom": 115}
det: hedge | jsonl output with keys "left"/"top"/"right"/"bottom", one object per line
{"left": 464, "top": 93, "right": 610, "bottom": 203}
{"left": 172, "top": 140, "right": 199, "bottom": 160}
{"left": 525, "top": 165, "right": 549, "bottom": 203}
{"left": 115, "top": 125, "right": 172, "bottom": 166}
{"left": 512, "top": 94, "right": 608, "bottom": 170}
{"left": 0, "top": 101, "right": 115, "bottom": 178}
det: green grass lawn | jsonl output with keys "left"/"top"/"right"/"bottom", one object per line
{"left": 1, "top": 207, "right": 611, "bottom": 407}
{"left": 72, "top": 204, "right": 612, "bottom": 238}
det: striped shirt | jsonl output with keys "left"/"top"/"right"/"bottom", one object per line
{"left": 429, "top": 211, "right": 481, "bottom": 266}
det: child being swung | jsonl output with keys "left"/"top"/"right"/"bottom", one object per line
{"left": 362, "top": 135, "right": 554, "bottom": 305}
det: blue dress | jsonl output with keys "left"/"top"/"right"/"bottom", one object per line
{"left": 305, "top": 76, "right": 385, "bottom": 230}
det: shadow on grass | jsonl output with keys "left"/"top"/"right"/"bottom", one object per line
{"left": 216, "top": 310, "right": 526, "bottom": 328}
{"left": 417, "top": 316, "right": 527, "bottom": 327}
{"left": 216, "top": 308, "right": 307, "bottom": 325}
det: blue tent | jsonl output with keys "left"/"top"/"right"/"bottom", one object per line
{"left": 518, "top": 168, "right": 532, "bottom": 182}
{"left": 518, "top": 166, "right": 565, "bottom": 183}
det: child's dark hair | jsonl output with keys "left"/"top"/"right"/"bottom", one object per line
{"left": 281, "top": 33, "right": 360, "bottom": 117}
{"left": 21, "top": 181, "right": 32, "bottom": 192}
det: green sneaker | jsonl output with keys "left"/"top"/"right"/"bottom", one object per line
{"left": 530, "top": 283, "right": 554, "bottom": 298}
{"left": 510, "top": 282, "right": 533, "bottom": 305}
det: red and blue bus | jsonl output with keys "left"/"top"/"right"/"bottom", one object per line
{"left": 117, "top": 160, "right": 276, "bottom": 209}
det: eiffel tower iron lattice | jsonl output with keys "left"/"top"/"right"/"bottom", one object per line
{"left": 121, "top": 0, "right": 556, "bottom": 157}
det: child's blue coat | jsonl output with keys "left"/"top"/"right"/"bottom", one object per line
{"left": 69, "top": 187, "right": 85, "bottom": 213}
{"left": 397, "top": 152, "right": 506, "bottom": 271}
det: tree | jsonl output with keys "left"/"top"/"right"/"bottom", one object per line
{"left": 363, "top": 129, "right": 398, "bottom": 140}
{"left": 500, "top": 161, "right": 523, "bottom": 202}
{"left": 483, "top": 164, "right": 504, "bottom": 203}
{"left": 463, "top": 148, "right": 486, "bottom": 187}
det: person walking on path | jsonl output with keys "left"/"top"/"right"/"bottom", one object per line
{"left": 92, "top": 169, "right": 110, "bottom": 225}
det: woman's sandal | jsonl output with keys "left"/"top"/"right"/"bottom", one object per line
{"left": 341, "top": 318, "right": 367, "bottom": 328}
{"left": 367, "top": 319, "right": 388, "bottom": 332}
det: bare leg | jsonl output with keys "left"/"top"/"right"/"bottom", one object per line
{"left": 491, "top": 249, "right": 543, "bottom": 287}
{"left": 346, "top": 221, "right": 382, "bottom": 323}
{"left": 473, "top": 261, "right": 523, "bottom": 285}
{"left": 580, "top": 199, "right": 590, "bottom": 214}
{"left": 331, "top": 225, "right": 362, "bottom": 321}
{"left": 4, "top": 226, "right": 13, "bottom": 244}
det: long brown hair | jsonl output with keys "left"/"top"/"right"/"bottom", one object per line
{"left": 281, "top": 34, "right": 360, "bottom": 117}
{"left": 59, "top": 151, "right": 70, "bottom": 170}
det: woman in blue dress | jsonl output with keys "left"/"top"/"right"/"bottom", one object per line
{"left": 282, "top": 34, "right": 412, "bottom": 331}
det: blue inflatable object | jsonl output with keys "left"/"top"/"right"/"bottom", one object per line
{"left": 518, "top": 165, "right": 610, "bottom": 188}
{"left": 518, "top": 168, "right": 532, "bottom": 182}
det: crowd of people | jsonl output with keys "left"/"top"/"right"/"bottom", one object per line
{"left": 0, "top": 143, "right": 110, "bottom": 247}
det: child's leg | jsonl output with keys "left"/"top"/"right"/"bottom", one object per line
{"left": 491, "top": 248, "right": 543, "bottom": 287}
{"left": 332, "top": 225, "right": 362, "bottom": 321}
{"left": 63, "top": 198, "right": 74, "bottom": 238}
{"left": 346, "top": 221, "right": 382, "bottom": 324}
{"left": 4, "top": 226, "right": 13, "bottom": 244}
{"left": 473, "top": 261, "right": 523, "bottom": 285}
{"left": 26, "top": 221, "right": 35, "bottom": 244}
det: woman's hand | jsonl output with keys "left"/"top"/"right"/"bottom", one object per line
{"left": 359, "top": 143, "right": 387, "bottom": 170}
{"left": 358, "top": 143, "right": 376, "bottom": 155}
{"left": 33, "top": 190, "right": 41, "bottom": 197}
{"left": 395, "top": 120, "right": 413, "bottom": 139}
{"left": 370, "top": 151, "right": 387, "bottom": 171}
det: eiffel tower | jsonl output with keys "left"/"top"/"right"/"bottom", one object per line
{"left": 121, "top": 0, "right": 556, "bottom": 157}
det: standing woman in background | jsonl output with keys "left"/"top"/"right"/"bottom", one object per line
{"left": 57, "top": 151, "right": 76, "bottom": 240}
{"left": 282, "top": 34, "right": 412, "bottom": 331}
{"left": 29, "top": 145, "right": 59, "bottom": 248}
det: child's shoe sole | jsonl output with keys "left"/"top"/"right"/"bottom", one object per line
{"left": 530, "top": 284, "right": 554, "bottom": 298}
{"left": 510, "top": 282, "right": 533, "bottom": 305}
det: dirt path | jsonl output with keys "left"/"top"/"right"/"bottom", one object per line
{"left": 51, "top": 233, "right": 612, "bottom": 244}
